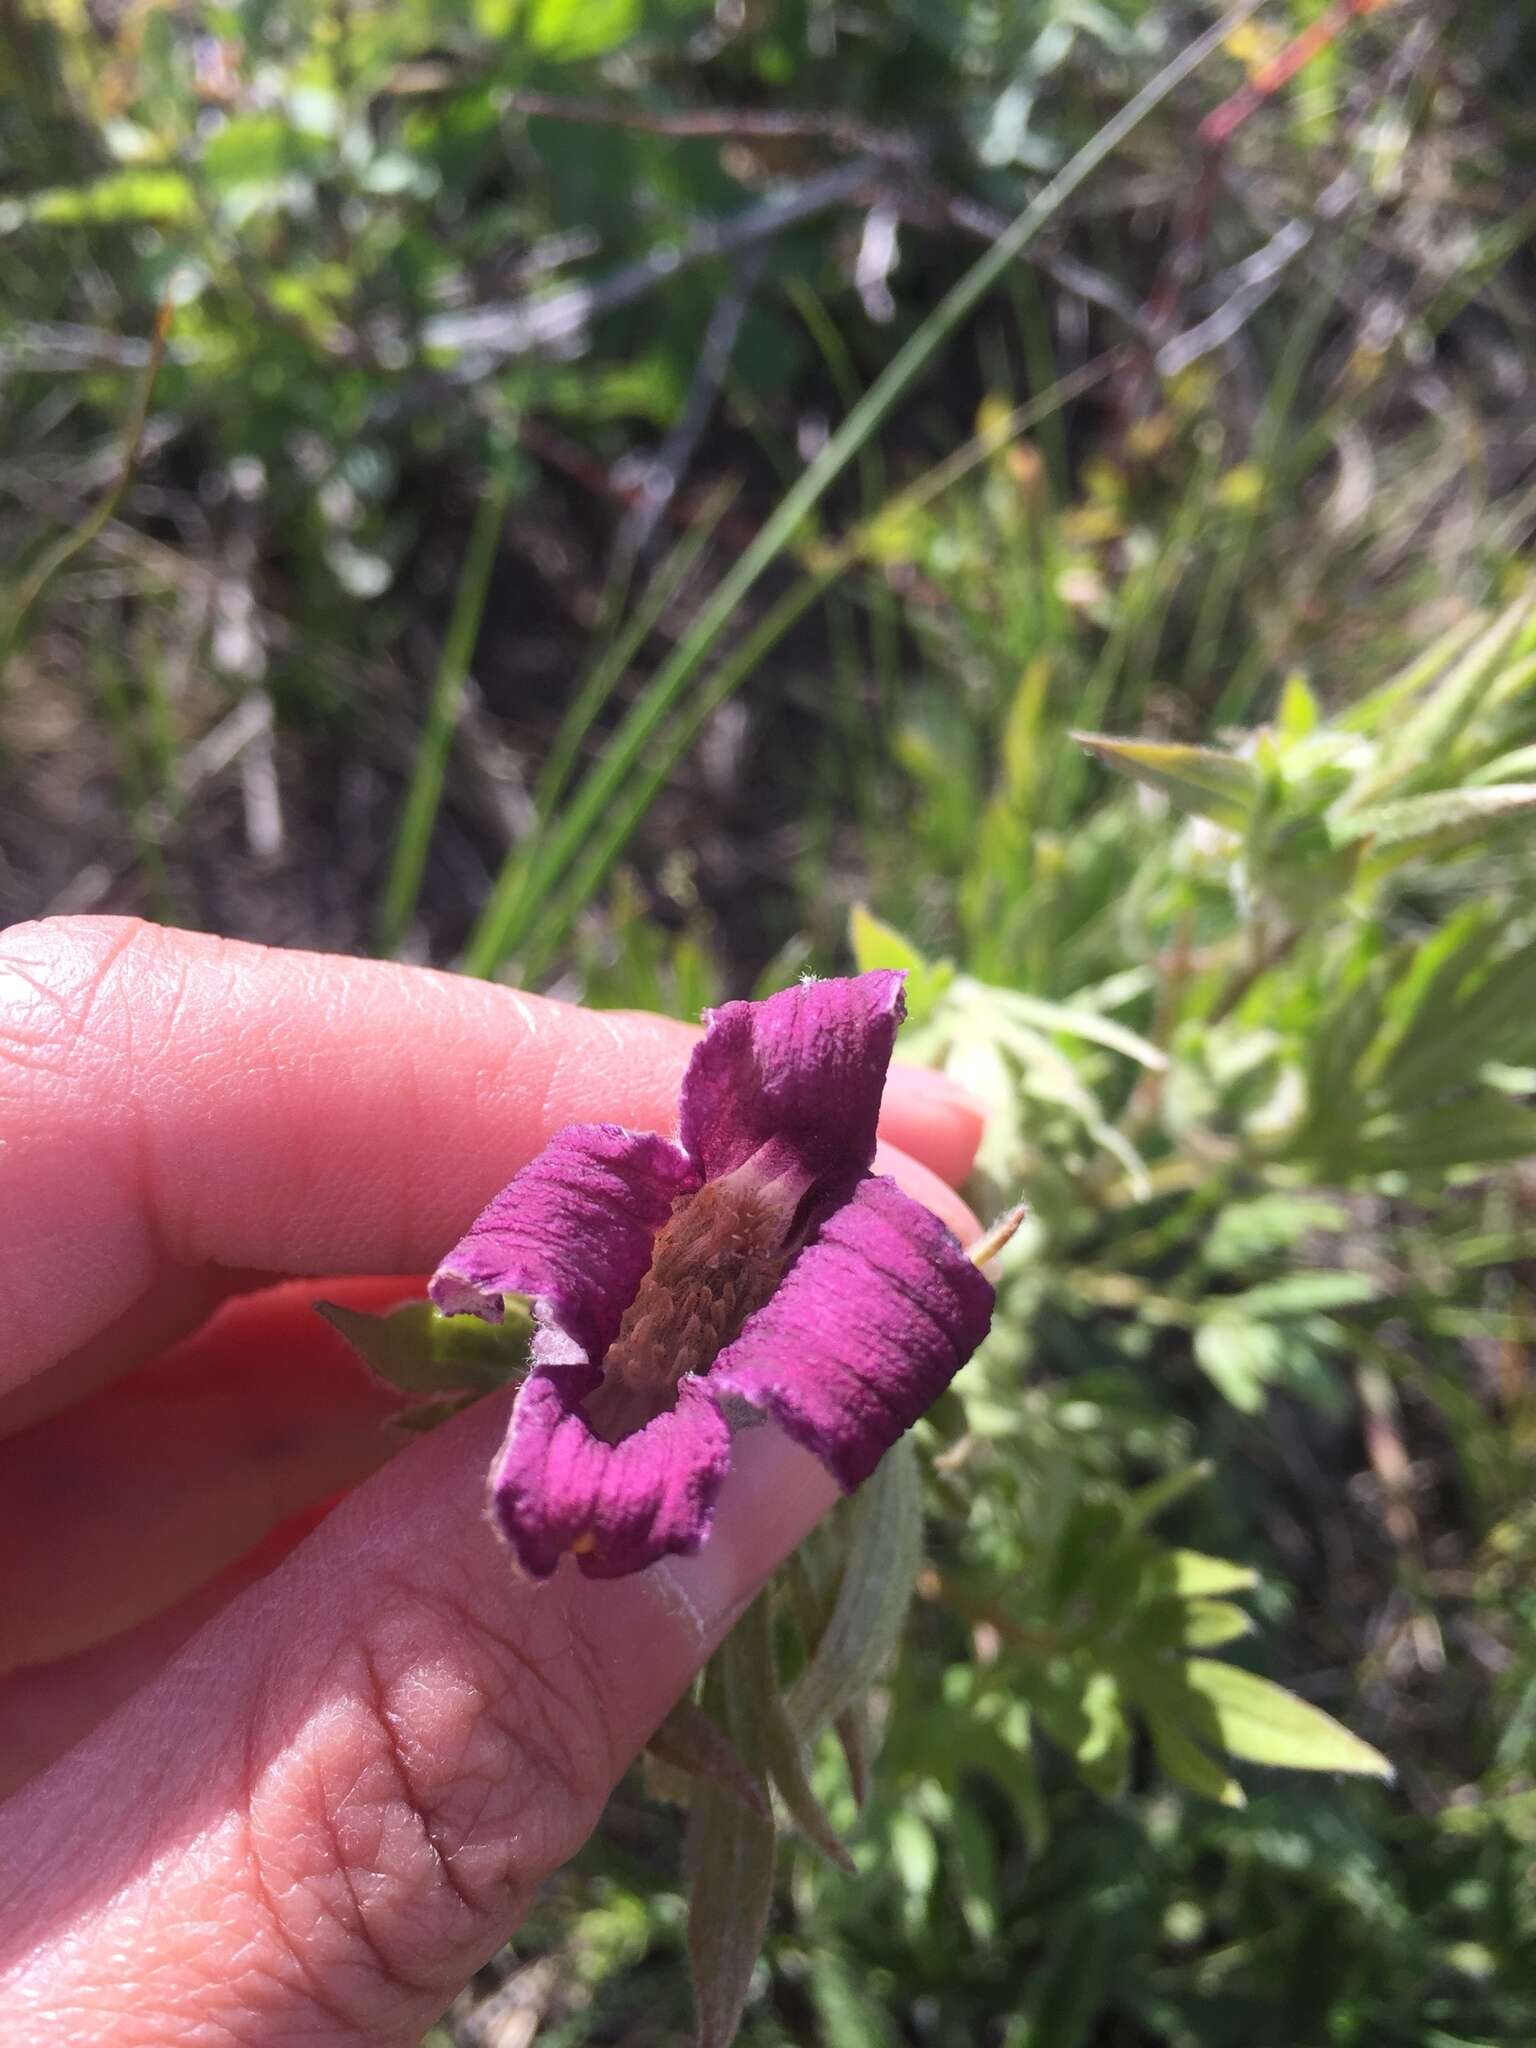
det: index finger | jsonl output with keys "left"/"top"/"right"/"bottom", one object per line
{"left": 0, "top": 918, "right": 984, "bottom": 1395}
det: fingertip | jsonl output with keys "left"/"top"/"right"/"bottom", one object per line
{"left": 880, "top": 1061, "right": 988, "bottom": 1187}
{"left": 873, "top": 1139, "right": 981, "bottom": 1248}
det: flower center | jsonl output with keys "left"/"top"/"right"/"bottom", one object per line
{"left": 584, "top": 1176, "right": 789, "bottom": 1442}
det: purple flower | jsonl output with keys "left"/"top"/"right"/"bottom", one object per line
{"left": 430, "top": 972, "right": 995, "bottom": 1580}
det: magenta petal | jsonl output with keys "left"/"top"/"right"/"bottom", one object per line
{"left": 680, "top": 971, "right": 906, "bottom": 1188}
{"left": 429, "top": 1125, "right": 699, "bottom": 1365}
{"left": 490, "top": 1372, "right": 732, "bottom": 1580}
{"left": 710, "top": 1174, "right": 994, "bottom": 1489}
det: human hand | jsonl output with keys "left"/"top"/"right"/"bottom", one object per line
{"left": 0, "top": 918, "right": 983, "bottom": 2046}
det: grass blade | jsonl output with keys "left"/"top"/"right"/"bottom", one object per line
{"left": 461, "top": 3, "right": 1259, "bottom": 979}
{"left": 376, "top": 472, "right": 509, "bottom": 956}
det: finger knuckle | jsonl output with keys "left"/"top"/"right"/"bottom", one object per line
{"left": 240, "top": 1579, "right": 620, "bottom": 2030}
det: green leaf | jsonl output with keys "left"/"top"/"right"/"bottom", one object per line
{"left": 1339, "top": 1097, "right": 1536, "bottom": 1176}
{"left": 1361, "top": 905, "right": 1504, "bottom": 1096}
{"left": 1333, "top": 783, "right": 1536, "bottom": 860}
{"left": 1032, "top": 1660, "right": 1132, "bottom": 1799}
{"left": 199, "top": 114, "right": 313, "bottom": 192}
{"left": 1164, "top": 1549, "right": 1260, "bottom": 1598}
{"left": 1178, "top": 1658, "right": 1392, "bottom": 1777}
{"left": 1305, "top": 956, "right": 1392, "bottom": 1110}
{"left": 788, "top": 1437, "right": 924, "bottom": 1738}
{"left": 948, "top": 1793, "right": 1001, "bottom": 1940}
{"left": 525, "top": 0, "right": 643, "bottom": 58}
{"left": 991, "top": 986, "right": 1168, "bottom": 1070}
{"left": 1072, "top": 733, "right": 1257, "bottom": 830}
{"left": 1178, "top": 1599, "right": 1255, "bottom": 1649}
{"left": 1381, "top": 931, "right": 1536, "bottom": 1104}
{"left": 734, "top": 1596, "right": 855, "bottom": 1871}
{"left": 806, "top": 1949, "right": 903, "bottom": 2048}
{"left": 1193, "top": 1318, "right": 1283, "bottom": 1412}
{"left": 685, "top": 1653, "right": 779, "bottom": 2048}
{"left": 1338, "top": 611, "right": 1486, "bottom": 735}
{"left": 1143, "top": 1706, "right": 1247, "bottom": 1806}
{"left": 646, "top": 1695, "right": 770, "bottom": 1821}
{"left": 314, "top": 1296, "right": 533, "bottom": 1396}
{"left": 1219, "top": 1271, "right": 1380, "bottom": 1318}
{"left": 1361, "top": 591, "right": 1536, "bottom": 792}
{"left": 1467, "top": 737, "right": 1536, "bottom": 783}
{"left": 1201, "top": 1196, "right": 1350, "bottom": 1271}
{"left": 848, "top": 905, "right": 954, "bottom": 1025}
{"left": 1122, "top": 1460, "right": 1214, "bottom": 1531}
{"left": 26, "top": 169, "right": 198, "bottom": 225}
{"left": 1275, "top": 672, "right": 1319, "bottom": 739}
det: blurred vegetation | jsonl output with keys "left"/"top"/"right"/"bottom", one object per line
{"left": 7, "top": 0, "right": 1536, "bottom": 2042}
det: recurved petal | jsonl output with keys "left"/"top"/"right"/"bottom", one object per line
{"left": 709, "top": 1173, "right": 994, "bottom": 1490}
{"left": 489, "top": 1371, "right": 733, "bottom": 1580}
{"left": 679, "top": 971, "right": 906, "bottom": 1188}
{"left": 429, "top": 1124, "right": 699, "bottom": 1365}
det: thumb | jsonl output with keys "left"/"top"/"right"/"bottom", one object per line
{"left": 0, "top": 1389, "right": 838, "bottom": 2048}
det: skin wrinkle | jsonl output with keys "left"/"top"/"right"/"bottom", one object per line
{"left": 0, "top": 1420, "right": 842, "bottom": 2047}
{"left": 311, "top": 1674, "right": 461, "bottom": 2006}
{"left": 178, "top": 1529, "right": 642, "bottom": 2039}
{"left": 238, "top": 1775, "right": 376, "bottom": 2046}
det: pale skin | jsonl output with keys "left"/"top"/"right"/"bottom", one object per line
{"left": 0, "top": 917, "right": 983, "bottom": 2047}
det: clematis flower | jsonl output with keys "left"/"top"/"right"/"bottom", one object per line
{"left": 430, "top": 972, "right": 995, "bottom": 1580}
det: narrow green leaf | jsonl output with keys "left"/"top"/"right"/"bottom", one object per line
{"left": 1179, "top": 1658, "right": 1392, "bottom": 1777}
{"left": 1305, "top": 956, "right": 1391, "bottom": 1111}
{"left": 1337, "top": 1098, "right": 1536, "bottom": 1176}
{"left": 734, "top": 1597, "right": 855, "bottom": 1871}
{"left": 848, "top": 905, "right": 954, "bottom": 1026}
{"left": 1361, "top": 905, "right": 1504, "bottom": 1096}
{"left": 1123, "top": 1460, "right": 1214, "bottom": 1532}
{"left": 788, "top": 1437, "right": 924, "bottom": 1738}
{"left": 833, "top": 1699, "right": 873, "bottom": 1810}
{"left": 685, "top": 1657, "right": 779, "bottom": 2048}
{"left": 1165, "top": 1550, "right": 1260, "bottom": 1598}
{"left": 1072, "top": 733, "right": 1257, "bottom": 830}
{"left": 1275, "top": 672, "right": 1319, "bottom": 739}
{"left": 1071, "top": 1669, "right": 1131, "bottom": 1798}
{"left": 1337, "top": 610, "right": 1487, "bottom": 735}
{"left": 1333, "top": 783, "right": 1536, "bottom": 860}
{"left": 27, "top": 168, "right": 198, "bottom": 223}
{"left": 806, "top": 1949, "right": 903, "bottom": 2048}
{"left": 1383, "top": 933, "right": 1536, "bottom": 1105}
{"left": 992, "top": 986, "right": 1168, "bottom": 1070}
{"left": 461, "top": 495, "right": 729, "bottom": 978}
{"left": 1193, "top": 1319, "right": 1282, "bottom": 1413}
{"left": 1218, "top": 1271, "right": 1380, "bottom": 1318}
{"left": 376, "top": 472, "right": 510, "bottom": 955}
{"left": 1361, "top": 591, "right": 1536, "bottom": 793}
{"left": 647, "top": 1695, "right": 770, "bottom": 1820}
{"left": 1467, "top": 736, "right": 1536, "bottom": 784}
{"left": 1143, "top": 1706, "right": 1247, "bottom": 1807}
{"left": 1178, "top": 1599, "right": 1255, "bottom": 1649}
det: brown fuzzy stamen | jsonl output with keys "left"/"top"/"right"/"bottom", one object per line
{"left": 582, "top": 1179, "right": 790, "bottom": 1444}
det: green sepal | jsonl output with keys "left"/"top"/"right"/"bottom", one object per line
{"left": 314, "top": 1294, "right": 535, "bottom": 1398}
{"left": 1072, "top": 732, "right": 1257, "bottom": 830}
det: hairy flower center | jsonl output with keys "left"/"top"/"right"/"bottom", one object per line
{"left": 584, "top": 1178, "right": 789, "bottom": 1442}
